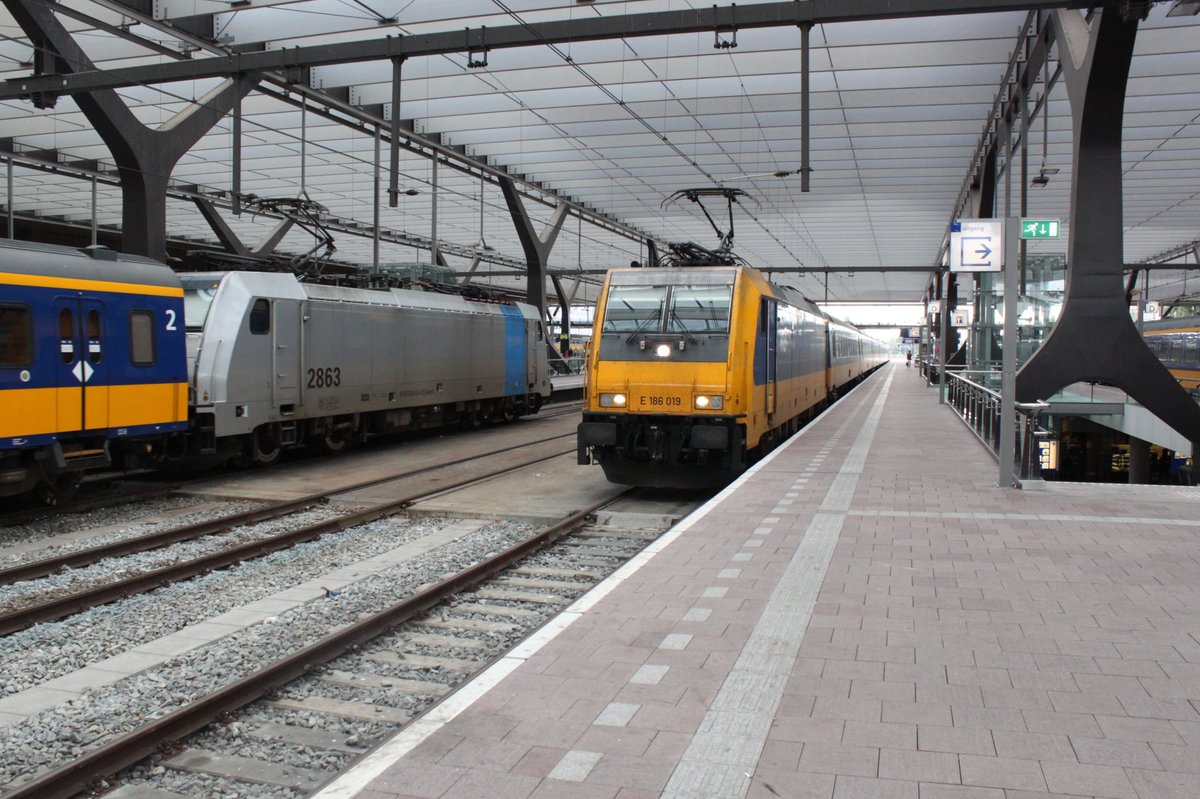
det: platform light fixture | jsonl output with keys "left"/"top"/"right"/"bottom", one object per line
{"left": 1031, "top": 166, "right": 1059, "bottom": 187}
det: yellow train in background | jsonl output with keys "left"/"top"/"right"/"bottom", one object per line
{"left": 1143, "top": 316, "right": 1200, "bottom": 396}
{"left": 577, "top": 263, "right": 888, "bottom": 487}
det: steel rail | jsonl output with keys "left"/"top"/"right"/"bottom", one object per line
{"left": 0, "top": 429, "right": 576, "bottom": 587}
{"left": 2, "top": 488, "right": 632, "bottom": 799}
{"left": 0, "top": 441, "right": 578, "bottom": 635}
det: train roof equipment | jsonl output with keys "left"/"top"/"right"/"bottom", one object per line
{"left": 659, "top": 187, "right": 758, "bottom": 268}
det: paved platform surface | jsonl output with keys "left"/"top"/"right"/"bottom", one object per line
{"left": 315, "top": 363, "right": 1200, "bottom": 799}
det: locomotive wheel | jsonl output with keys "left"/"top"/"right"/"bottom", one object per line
{"left": 316, "top": 431, "right": 350, "bottom": 454}
{"left": 251, "top": 426, "right": 282, "bottom": 465}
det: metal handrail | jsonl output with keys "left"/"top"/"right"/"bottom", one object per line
{"left": 944, "top": 371, "right": 1049, "bottom": 486}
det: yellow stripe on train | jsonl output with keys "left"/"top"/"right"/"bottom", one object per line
{"left": 0, "top": 383, "right": 188, "bottom": 437}
{"left": 0, "top": 271, "right": 184, "bottom": 298}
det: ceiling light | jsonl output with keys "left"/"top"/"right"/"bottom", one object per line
{"left": 1031, "top": 165, "right": 1059, "bottom": 187}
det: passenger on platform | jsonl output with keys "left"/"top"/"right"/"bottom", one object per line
{"left": 905, "top": 351, "right": 912, "bottom": 368}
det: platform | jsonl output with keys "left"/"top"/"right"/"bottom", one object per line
{"left": 316, "top": 362, "right": 1200, "bottom": 799}
{"left": 549, "top": 373, "right": 585, "bottom": 402}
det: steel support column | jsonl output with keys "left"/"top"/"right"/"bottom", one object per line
{"left": 500, "top": 176, "right": 569, "bottom": 311}
{"left": 800, "top": 22, "right": 811, "bottom": 193}
{"left": 5, "top": 0, "right": 260, "bottom": 260}
{"left": 7, "top": 156, "right": 14, "bottom": 238}
{"left": 551, "top": 273, "right": 571, "bottom": 357}
{"left": 388, "top": 57, "right": 404, "bottom": 208}
{"left": 1015, "top": 9, "right": 1200, "bottom": 452}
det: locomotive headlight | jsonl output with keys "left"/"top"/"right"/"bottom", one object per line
{"left": 600, "top": 393, "right": 627, "bottom": 408}
{"left": 694, "top": 395, "right": 724, "bottom": 410}
{"left": 655, "top": 344, "right": 672, "bottom": 358}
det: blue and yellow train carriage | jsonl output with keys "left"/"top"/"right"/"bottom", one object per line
{"left": 0, "top": 241, "right": 188, "bottom": 501}
{"left": 1143, "top": 316, "right": 1200, "bottom": 396}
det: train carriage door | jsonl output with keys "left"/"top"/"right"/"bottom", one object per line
{"left": 81, "top": 301, "right": 109, "bottom": 429}
{"left": 762, "top": 298, "right": 777, "bottom": 417}
{"left": 527, "top": 320, "right": 540, "bottom": 386}
{"left": 52, "top": 296, "right": 108, "bottom": 433}
{"left": 272, "top": 300, "right": 301, "bottom": 411}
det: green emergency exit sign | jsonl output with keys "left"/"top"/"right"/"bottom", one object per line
{"left": 1021, "top": 219, "right": 1060, "bottom": 239}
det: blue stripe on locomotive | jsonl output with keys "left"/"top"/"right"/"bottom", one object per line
{"left": 0, "top": 282, "right": 188, "bottom": 393}
{"left": 500, "top": 305, "right": 526, "bottom": 396}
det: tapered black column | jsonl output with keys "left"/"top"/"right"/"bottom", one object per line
{"left": 500, "top": 176, "right": 569, "bottom": 312}
{"left": 1015, "top": 9, "right": 1200, "bottom": 450}
{"left": 6, "top": 0, "right": 260, "bottom": 260}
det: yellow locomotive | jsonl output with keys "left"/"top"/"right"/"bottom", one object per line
{"left": 577, "top": 263, "right": 886, "bottom": 487}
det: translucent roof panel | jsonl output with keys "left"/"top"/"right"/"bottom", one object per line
{"left": 0, "top": 2, "right": 1196, "bottom": 307}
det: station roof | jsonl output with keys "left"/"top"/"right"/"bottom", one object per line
{"left": 0, "top": 1, "right": 1197, "bottom": 306}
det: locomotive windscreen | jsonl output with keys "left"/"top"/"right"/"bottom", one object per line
{"left": 181, "top": 279, "right": 222, "bottom": 331}
{"left": 602, "top": 285, "right": 666, "bottom": 333}
{"left": 668, "top": 285, "right": 732, "bottom": 334}
{"left": 602, "top": 283, "right": 732, "bottom": 335}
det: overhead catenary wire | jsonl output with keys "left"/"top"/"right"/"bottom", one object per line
{"left": 2, "top": 41, "right": 634, "bottom": 281}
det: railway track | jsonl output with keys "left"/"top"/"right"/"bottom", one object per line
{"left": 0, "top": 491, "right": 689, "bottom": 799}
{"left": 0, "top": 430, "right": 580, "bottom": 635}
{"left": 0, "top": 401, "right": 582, "bottom": 528}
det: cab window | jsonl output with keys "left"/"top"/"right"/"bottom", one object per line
{"left": 249, "top": 299, "right": 271, "bottom": 335}
{"left": 183, "top": 285, "right": 218, "bottom": 331}
{"left": 669, "top": 285, "right": 732, "bottom": 334}
{"left": 602, "top": 285, "right": 666, "bottom": 334}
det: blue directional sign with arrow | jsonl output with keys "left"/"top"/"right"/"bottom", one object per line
{"left": 950, "top": 219, "right": 1004, "bottom": 272}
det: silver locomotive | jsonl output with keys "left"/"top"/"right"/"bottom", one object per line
{"left": 181, "top": 271, "right": 551, "bottom": 464}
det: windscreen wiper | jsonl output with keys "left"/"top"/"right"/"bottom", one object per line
{"left": 626, "top": 306, "right": 663, "bottom": 343}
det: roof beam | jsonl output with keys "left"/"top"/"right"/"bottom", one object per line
{"left": 0, "top": 0, "right": 1095, "bottom": 101}
{"left": 465, "top": 265, "right": 943, "bottom": 277}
